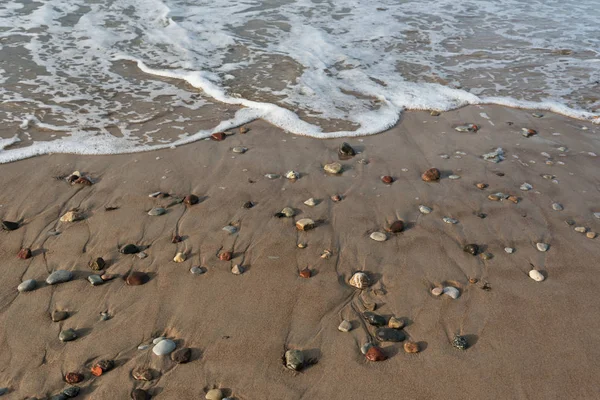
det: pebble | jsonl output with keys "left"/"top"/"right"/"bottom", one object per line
{"left": 240, "top": 126, "right": 249, "bottom": 134}
{"left": 594, "top": 212, "right": 600, "bottom": 219}
{"left": 419, "top": 205, "right": 432, "bottom": 214}
{"left": 448, "top": 174, "right": 461, "bottom": 180}
{"left": 507, "top": 195, "right": 519, "bottom": 204}
{"left": 121, "top": 244, "right": 140, "bottom": 254}
{"left": 476, "top": 183, "right": 488, "bottom": 190}
{"left": 480, "top": 252, "right": 493, "bottom": 260}
{"left": 90, "top": 257, "right": 106, "bottom": 271}
{"left": 482, "top": 148, "right": 505, "bottom": 163}
{"left": 285, "top": 349, "right": 304, "bottom": 371}
{"left": 421, "top": 167, "right": 441, "bottom": 182}
{"left": 574, "top": 226, "right": 587, "bottom": 233}
{"left": 338, "top": 142, "right": 356, "bottom": 159}
{"left": 454, "top": 123, "right": 479, "bottom": 132}
{"left": 452, "top": 334, "right": 468, "bottom": 350}
{"left": 375, "top": 327, "right": 406, "bottom": 342}
{"left": 63, "top": 386, "right": 80, "bottom": 398}
{"left": 536, "top": 243, "right": 549, "bottom": 252}
{"left": 149, "top": 191, "right": 163, "bottom": 198}
{"left": 232, "top": 146, "right": 247, "bottom": 154}
{"left": 370, "top": 232, "right": 387, "bottom": 242}
{"left": 529, "top": 269, "right": 545, "bottom": 282}
{"left": 173, "top": 252, "right": 186, "bottom": 263}
{"left": 365, "top": 346, "right": 387, "bottom": 361}
{"left": 153, "top": 339, "right": 176, "bottom": 355}
{"left": 278, "top": 207, "right": 295, "bottom": 218}
{"left": 463, "top": 244, "right": 479, "bottom": 256}
{"left": 404, "top": 341, "right": 420, "bottom": 353}
{"left": 386, "top": 220, "right": 404, "bottom": 233}
{"left": 265, "top": 173, "right": 280, "bottom": 179}
{"left": 430, "top": 110, "right": 441, "bottom": 116}
{"left": 431, "top": 287, "right": 443, "bottom": 296}
{"left": 219, "top": 251, "right": 232, "bottom": 261}
{"left": 132, "top": 367, "right": 153, "bottom": 381}
{"left": 210, "top": 132, "right": 226, "bottom": 141}
{"left": 285, "top": 170, "right": 300, "bottom": 180}
{"left": 1, "top": 220, "right": 19, "bottom": 231}
{"left": 153, "top": 337, "right": 166, "bottom": 344}
{"left": 331, "top": 194, "right": 342, "bottom": 202}
{"left": 532, "top": 113, "right": 544, "bottom": 118}
{"left": 522, "top": 128, "right": 537, "bottom": 137}
{"left": 552, "top": 203, "right": 563, "bottom": 211}
{"left": 190, "top": 266, "right": 205, "bottom": 275}
{"left": 520, "top": 183, "right": 533, "bottom": 191}
{"left": 360, "top": 342, "right": 374, "bottom": 355}
{"left": 488, "top": 194, "right": 501, "bottom": 201}
{"left": 299, "top": 268, "right": 311, "bottom": 278}
{"left": 323, "top": 162, "right": 342, "bottom": 175}
{"left": 505, "top": 247, "right": 515, "bottom": 254}
{"left": 74, "top": 176, "right": 92, "bottom": 185}
{"left": 443, "top": 217, "right": 458, "bottom": 224}
{"left": 126, "top": 271, "right": 149, "bottom": 286}
{"left": 148, "top": 207, "right": 166, "bottom": 216}
{"left": 52, "top": 310, "right": 69, "bottom": 322}
{"left": 222, "top": 225, "right": 237, "bottom": 234}
{"left": 363, "top": 311, "right": 387, "bottom": 326}
{"left": 131, "top": 389, "right": 151, "bottom": 400}
{"left": 137, "top": 251, "right": 148, "bottom": 259}
{"left": 338, "top": 320, "right": 352, "bottom": 332}
{"left": 381, "top": 175, "right": 393, "bottom": 184}
{"left": 100, "top": 312, "right": 111, "bottom": 321}
{"left": 65, "top": 372, "right": 83, "bottom": 384}
{"left": 88, "top": 275, "right": 104, "bottom": 286}
{"left": 587, "top": 232, "right": 597, "bottom": 239}
{"left": 388, "top": 317, "right": 405, "bottom": 329}
{"left": 349, "top": 272, "right": 370, "bottom": 289}
{"left": 91, "top": 359, "right": 114, "bottom": 376}
{"left": 184, "top": 194, "right": 199, "bottom": 205}
{"left": 231, "top": 264, "right": 245, "bottom": 275}
{"left": 206, "top": 389, "right": 224, "bottom": 400}
{"left": 303, "top": 198, "right": 318, "bottom": 207}
{"left": 443, "top": 286, "right": 460, "bottom": 299}
{"left": 171, "top": 347, "right": 191, "bottom": 363}
{"left": 242, "top": 201, "right": 254, "bottom": 209}
{"left": 59, "top": 328, "right": 78, "bottom": 342}
{"left": 46, "top": 270, "right": 73, "bottom": 285}
{"left": 17, "top": 248, "right": 32, "bottom": 259}
{"left": 60, "top": 211, "right": 83, "bottom": 222}
{"left": 18, "top": 279, "right": 36, "bottom": 293}
{"left": 296, "top": 218, "right": 315, "bottom": 231}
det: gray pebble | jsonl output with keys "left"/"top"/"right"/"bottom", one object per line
{"left": 552, "top": 203, "right": 563, "bottom": 211}
{"left": 88, "top": 275, "right": 104, "bottom": 286}
{"left": 338, "top": 320, "right": 352, "bottom": 332}
{"left": 18, "top": 279, "right": 36, "bottom": 293}
{"left": 46, "top": 270, "right": 73, "bottom": 285}
{"left": 284, "top": 349, "right": 304, "bottom": 371}
{"left": 62, "top": 386, "right": 80, "bottom": 398}
{"left": 59, "top": 328, "right": 77, "bottom": 342}
{"left": 190, "top": 266, "right": 205, "bottom": 275}
{"left": 148, "top": 207, "right": 166, "bottom": 216}
{"left": 222, "top": 225, "right": 237, "bottom": 234}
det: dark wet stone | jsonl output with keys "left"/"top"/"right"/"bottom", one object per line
{"left": 363, "top": 311, "right": 387, "bottom": 326}
{"left": 375, "top": 327, "right": 406, "bottom": 342}
{"left": 52, "top": 310, "right": 69, "bottom": 322}
{"left": 452, "top": 334, "right": 468, "bottom": 350}
{"left": 463, "top": 244, "right": 479, "bottom": 255}
{"left": 171, "top": 347, "right": 191, "bottom": 364}
{"left": 171, "top": 235, "right": 183, "bottom": 243}
{"left": 131, "top": 389, "right": 151, "bottom": 400}
{"left": 365, "top": 346, "right": 387, "bottom": 361}
{"left": 126, "top": 271, "right": 149, "bottom": 286}
{"left": 62, "top": 386, "right": 80, "bottom": 398}
{"left": 477, "top": 213, "right": 487, "bottom": 219}
{"left": 284, "top": 349, "right": 304, "bottom": 371}
{"left": 59, "top": 328, "right": 77, "bottom": 342}
{"left": 184, "top": 194, "right": 199, "bottom": 205}
{"left": 90, "top": 257, "right": 106, "bottom": 271}
{"left": 1, "top": 220, "right": 19, "bottom": 231}
{"left": 121, "top": 244, "right": 139, "bottom": 254}
{"left": 49, "top": 395, "right": 67, "bottom": 400}
{"left": 387, "top": 220, "right": 404, "bottom": 233}
{"left": 338, "top": 142, "right": 356, "bottom": 159}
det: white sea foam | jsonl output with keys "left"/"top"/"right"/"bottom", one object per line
{"left": 0, "top": 0, "right": 599, "bottom": 162}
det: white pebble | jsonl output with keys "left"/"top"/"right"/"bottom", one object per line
{"left": 504, "top": 247, "right": 514, "bottom": 254}
{"left": 536, "top": 243, "right": 549, "bottom": 252}
{"left": 529, "top": 270, "right": 545, "bottom": 282}
{"left": 419, "top": 205, "right": 432, "bottom": 214}
{"left": 370, "top": 232, "right": 387, "bottom": 242}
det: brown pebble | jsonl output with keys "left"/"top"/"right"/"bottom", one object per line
{"left": 90, "top": 257, "right": 106, "bottom": 271}
{"left": 210, "top": 132, "right": 226, "bottom": 141}
{"left": 242, "top": 201, "right": 254, "bottom": 209}
{"left": 219, "top": 251, "right": 232, "bottom": 261}
{"left": 131, "top": 389, "right": 151, "bottom": 400}
{"left": 386, "top": 220, "right": 404, "bottom": 233}
{"left": 132, "top": 367, "right": 153, "bottom": 381}
{"left": 101, "top": 274, "right": 116, "bottom": 281}
{"left": 184, "top": 194, "right": 199, "bottom": 205}
{"left": 239, "top": 126, "right": 249, "bottom": 134}
{"left": 299, "top": 268, "right": 312, "bottom": 279}
{"left": 171, "top": 347, "right": 192, "bottom": 364}
{"left": 587, "top": 232, "right": 597, "bottom": 239}
{"left": 365, "top": 346, "right": 387, "bottom": 361}
{"left": 476, "top": 183, "right": 488, "bottom": 189}
{"left": 403, "top": 341, "right": 420, "bottom": 353}
{"left": 331, "top": 194, "right": 342, "bottom": 202}
{"left": 488, "top": 194, "right": 501, "bottom": 201}
{"left": 73, "top": 176, "right": 92, "bottom": 185}
{"left": 91, "top": 359, "right": 114, "bottom": 376}
{"left": 17, "top": 248, "right": 32, "bottom": 260}
{"left": 507, "top": 195, "right": 519, "bottom": 204}
{"left": 523, "top": 128, "right": 537, "bottom": 137}
{"left": 51, "top": 310, "right": 69, "bottom": 322}
{"left": 125, "top": 271, "right": 149, "bottom": 286}
{"left": 381, "top": 175, "right": 394, "bottom": 184}
{"left": 64, "top": 372, "right": 84, "bottom": 384}
{"left": 421, "top": 168, "right": 441, "bottom": 182}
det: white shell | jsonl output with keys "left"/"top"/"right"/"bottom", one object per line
{"left": 349, "top": 272, "right": 370, "bottom": 289}
{"left": 529, "top": 270, "right": 545, "bottom": 282}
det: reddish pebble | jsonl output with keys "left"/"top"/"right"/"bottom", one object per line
{"left": 365, "top": 346, "right": 387, "bottom": 361}
{"left": 125, "top": 271, "right": 149, "bottom": 286}
{"left": 73, "top": 176, "right": 92, "bottom": 185}
{"left": 219, "top": 251, "right": 232, "bottom": 261}
{"left": 386, "top": 220, "right": 404, "bottom": 233}
{"left": 381, "top": 175, "right": 393, "bottom": 184}
{"left": 18, "top": 248, "right": 32, "bottom": 259}
{"left": 91, "top": 359, "right": 114, "bottom": 376}
{"left": 184, "top": 194, "right": 199, "bottom": 205}
{"left": 101, "top": 274, "right": 116, "bottom": 281}
{"left": 331, "top": 194, "right": 342, "bottom": 202}
{"left": 65, "top": 372, "right": 84, "bottom": 384}
{"left": 299, "top": 268, "right": 311, "bottom": 278}
{"left": 211, "top": 132, "right": 226, "bottom": 141}
{"left": 421, "top": 168, "right": 441, "bottom": 182}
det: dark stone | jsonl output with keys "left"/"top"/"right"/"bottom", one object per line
{"left": 363, "top": 311, "right": 387, "bottom": 326}
{"left": 463, "top": 244, "right": 479, "bottom": 256}
{"left": 66, "top": 174, "right": 79, "bottom": 183}
{"left": 62, "top": 386, "right": 80, "bottom": 398}
{"left": 387, "top": 220, "right": 404, "bottom": 233}
{"left": 1, "top": 220, "right": 19, "bottom": 231}
{"left": 171, "top": 347, "right": 191, "bottom": 364}
{"left": 17, "top": 248, "right": 32, "bottom": 259}
{"left": 126, "top": 271, "right": 149, "bottom": 286}
{"left": 338, "top": 142, "right": 356, "bottom": 159}
{"left": 243, "top": 201, "right": 255, "bottom": 209}
{"left": 171, "top": 235, "right": 183, "bottom": 243}
{"left": 184, "top": 194, "right": 199, "bottom": 205}
{"left": 452, "top": 334, "right": 468, "bottom": 350}
{"left": 50, "top": 395, "right": 68, "bottom": 400}
{"left": 365, "top": 346, "right": 387, "bottom": 361}
{"left": 421, "top": 168, "right": 441, "bottom": 182}
{"left": 375, "top": 327, "right": 406, "bottom": 342}
{"left": 121, "top": 244, "right": 139, "bottom": 254}
{"left": 477, "top": 213, "right": 487, "bottom": 219}
{"left": 52, "top": 310, "right": 69, "bottom": 322}
{"left": 381, "top": 175, "right": 393, "bottom": 184}
{"left": 90, "top": 257, "right": 106, "bottom": 271}
{"left": 299, "top": 268, "right": 311, "bottom": 278}
{"left": 131, "top": 389, "right": 151, "bottom": 400}
{"left": 210, "top": 132, "right": 226, "bottom": 141}
{"left": 59, "top": 328, "right": 77, "bottom": 342}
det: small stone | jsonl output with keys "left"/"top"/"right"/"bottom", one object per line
{"left": 299, "top": 268, "right": 311, "bottom": 278}
{"left": 388, "top": 317, "right": 405, "bottom": 329}
{"left": 431, "top": 287, "right": 443, "bottom": 296}
{"left": 480, "top": 252, "right": 493, "bottom": 260}
{"left": 365, "top": 346, "right": 387, "bottom": 361}
{"left": 285, "top": 349, "right": 304, "bottom": 371}
{"left": 64, "top": 372, "right": 83, "bottom": 384}
{"left": 375, "top": 327, "right": 405, "bottom": 342}
{"left": 59, "top": 328, "right": 78, "bottom": 342}
{"left": 171, "top": 235, "right": 183, "bottom": 243}
{"left": 206, "top": 389, "right": 224, "bottom": 400}
{"left": 522, "top": 128, "right": 537, "bottom": 137}
{"left": 153, "top": 339, "right": 176, "bottom": 356}
{"left": 73, "top": 176, "right": 92, "bottom": 186}
{"left": 363, "top": 311, "right": 387, "bottom": 326}
{"left": 536, "top": 243, "right": 549, "bottom": 252}
{"left": 211, "top": 132, "right": 226, "bottom": 141}
{"left": 46, "top": 270, "right": 73, "bottom": 285}
{"left": 1, "top": 220, "right": 19, "bottom": 231}
{"left": 443, "top": 217, "right": 458, "bottom": 224}
{"left": 421, "top": 167, "right": 441, "bottom": 182}
{"left": 173, "top": 252, "right": 186, "bottom": 263}
{"left": 587, "top": 232, "right": 597, "bottom": 239}
{"left": 131, "top": 389, "right": 150, "bottom": 400}
{"left": 190, "top": 266, "right": 205, "bottom": 275}
{"left": 381, "top": 175, "right": 393, "bottom": 184}
{"left": 222, "top": 225, "right": 237, "bottom": 234}
{"left": 448, "top": 174, "right": 461, "bottom": 180}
{"left": 132, "top": 367, "right": 153, "bottom": 381}
{"left": 323, "top": 162, "right": 342, "bottom": 175}
{"left": 149, "top": 191, "right": 163, "bottom": 198}
{"left": 153, "top": 337, "right": 166, "bottom": 344}
{"left": 507, "top": 195, "right": 519, "bottom": 204}
{"left": 297, "top": 243, "right": 306, "bottom": 249}
{"left": 279, "top": 207, "right": 295, "bottom": 218}
{"left": 137, "top": 251, "right": 148, "bottom": 259}
{"left": 476, "top": 183, "right": 488, "bottom": 189}
{"left": 469, "top": 277, "right": 478, "bottom": 284}
{"left": 285, "top": 170, "right": 300, "bottom": 180}
{"left": 88, "top": 275, "right": 104, "bottom": 286}
{"left": 452, "top": 334, "right": 468, "bottom": 350}
{"left": 404, "top": 341, "right": 420, "bottom": 353}
{"left": 338, "top": 320, "right": 352, "bottom": 332}
{"left": 60, "top": 211, "right": 83, "bottom": 222}
{"left": 171, "top": 347, "right": 191, "bottom": 363}
{"left": 231, "top": 264, "right": 245, "bottom": 275}
{"left": 482, "top": 148, "right": 505, "bottom": 163}
{"left": 331, "top": 194, "right": 342, "bottom": 202}
{"left": 360, "top": 342, "right": 374, "bottom": 354}
{"left": 63, "top": 386, "right": 80, "bottom": 398}
{"left": 594, "top": 212, "right": 600, "bottom": 219}
{"left": 386, "top": 220, "right": 404, "bottom": 233}
{"left": 100, "top": 312, "right": 111, "bottom": 321}
{"left": 296, "top": 218, "right": 315, "bottom": 231}
{"left": 565, "top": 219, "right": 576, "bottom": 226}
{"left": 320, "top": 249, "right": 332, "bottom": 259}
{"left": 265, "top": 173, "right": 280, "bottom": 179}
{"left": 90, "top": 257, "right": 106, "bottom": 271}
{"left": 455, "top": 123, "right": 479, "bottom": 132}
{"left": 91, "top": 359, "right": 114, "bottom": 376}
{"left": 52, "top": 310, "right": 69, "bottom": 322}
{"left": 219, "top": 251, "right": 232, "bottom": 261}
{"left": 232, "top": 146, "right": 247, "bottom": 154}
{"left": 419, "top": 205, "right": 432, "bottom": 214}
{"left": 463, "top": 244, "right": 479, "bottom": 256}
{"left": 17, "top": 248, "right": 32, "bottom": 259}
{"left": 242, "top": 201, "right": 254, "bottom": 209}
{"left": 488, "top": 194, "right": 501, "bottom": 201}
{"left": 184, "top": 194, "right": 199, "bottom": 205}
{"left": 520, "top": 183, "right": 533, "bottom": 191}
{"left": 121, "top": 244, "right": 140, "bottom": 254}
{"left": 552, "top": 203, "right": 563, "bottom": 211}
{"left": 532, "top": 113, "right": 544, "bottom": 118}
{"left": 338, "top": 142, "right": 356, "bottom": 159}
{"left": 239, "top": 126, "right": 249, "bottom": 134}
{"left": 148, "top": 207, "right": 166, "bottom": 216}
{"left": 574, "top": 226, "right": 587, "bottom": 233}
{"left": 505, "top": 247, "right": 515, "bottom": 254}
{"left": 303, "top": 198, "right": 318, "bottom": 207}
{"left": 126, "top": 271, "right": 149, "bottom": 286}
{"left": 18, "top": 279, "right": 36, "bottom": 293}
{"left": 529, "top": 269, "right": 545, "bottom": 282}
{"left": 370, "top": 232, "right": 387, "bottom": 242}
{"left": 349, "top": 272, "right": 370, "bottom": 289}
{"left": 430, "top": 110, "right": 441, "bottom": 116}
{"left": 443, "top": 286, "right": 460, "bottom": 299}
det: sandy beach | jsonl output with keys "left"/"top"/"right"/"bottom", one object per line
{"left": 1, "top": 105, "right": 599, "bottom": 399}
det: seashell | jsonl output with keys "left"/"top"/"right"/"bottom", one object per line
{"left": 303, "top": 198, "right": 317, "bottom": 207}
{"left": 239, "top": 126, "right": 249, "bottom": 134}
{"left": 443, "top": 217, "right": 458, "bottom": 224}
{"left": 574, "top": 226, "right": 587, "bottom": 233}
{"left": 126, "top": 271, "right": 149, "bottom": 286}
{"left": 448, "top": 174, "right": 461, "bottom": 180}
{"left": 587, "top": 232, "right": 597, "bottom": 239}
{"left": 148, "top": 207, "right": 166, "bottom": 216}
{"left": 552, "top": 203, "right": 563, "bottom": 211}
{"left": 73, "top": 176, "right": 92, "bottom": 185}
{"left": 365, "top": 346, "right": 387, "bottom": 361}
{"left": 1, "top": 220, "right": 19, "bottom": 231}
{"left": 91, "top": 359, "right": 114, "bottom": 376}
{"left": 421, "top": 167, "right": 440, "bottom": 182}
{"left": 338, "top": 142, "right": 356, "bottom": 159}
{"left": 349, "top": 272, "right": 370, "bottom": 289}
{"left": 463, "top": 244, "right": 478, "bottom": 255}
{"left": 507, "top": 195, "right": 519, "bottom": 204}
{"left": 522, "top": 128, "right": 537, "bottom": 137}
{"left": 331, "top": 194, "right": 342, "bottom": 202}
{"left": 232, "top": 146, "right": 247, "bottom": 154}
{"left": 454, "top": 123, "right": 479, "bottom": 132}
{"left": 505, "top": 247, "right": 515, "bottom": 254}
{"left": 388, "top": 316, "right": 405, "bottom": 329}
{"left": 520, "top": 182, "right": 533, "bottom": 191}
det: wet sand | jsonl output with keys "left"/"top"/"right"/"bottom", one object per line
{"left": 0, "top": 105, "right": 599, "bottom": 399}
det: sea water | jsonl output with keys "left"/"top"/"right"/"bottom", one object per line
{"left": 1, "top": 0, "right": 599, "bottom": 162}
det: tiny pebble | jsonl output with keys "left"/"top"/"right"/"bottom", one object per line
{"left": 443, "top": 217, "right": 458, "bottom": 224}
{"left": 529, "top": 270, "right": 545, "bottom": 282}
{"left": 552, "top": 203, "right": 563, "bottom": 211}
{"left": 574, "top": 226, "right": 587, "bottom": 233}
{"left": 504, "top": 247, "right": 515, "bottom": 254}
{"left": 431, "top": 287, "right": 443, "bottom": 296}
{"left": 419, "top": 205, "right": 432, "bottom": 214}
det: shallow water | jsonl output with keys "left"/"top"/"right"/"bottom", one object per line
{"left": 0, "top": 0, "right": 599, "bottom": 161}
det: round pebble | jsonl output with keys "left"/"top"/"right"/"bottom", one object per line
{"left": 419, "top": 205, "right": 432, "bottom": 214}
{"left": 375, "top": 327, "right": 405, "bottom": 342}
{"left": 529, "top": 270, "right": 545, "bottom": 282}
{"left": 206, "top": 389, "right": 224, "bottom": 400}
{"left": 59, "top": 328, "right": 78, "bottom": 342}
{"left": 46, "top": 270, "right": 73, "bottom": 285}
{"left": 404, "top": 341, "right": 420, "bottom": 353}
{"left": 586, "top": 232, "right": 597, "bottom": 239}
{"left": 370, "top": 232, "right": 387, "bottom": 242}
{"left": 574, "top": 226, "right": 587, "bottom": 233}
{"left": 148, "top": 207, "right": 166, "bottom": 216}
{"left": 536, "top": 243, "right": 549, "bottom": 252}
{"left": 431, "top": 287, "right": 443, "bottom": 296}
{"left": 190, "top": 266, "right": 205, "bottom": 275}
{"left": 505, "top": 247, "right": 515, "bottom": 254}
{"left": 18, "top": 279, "right": 36, "bottom": 293}
{"left": 232, "top": 146, "right": 247, "bottom": 153}
{"left": 153, "top": 339, "right": 176, "bottom": 355}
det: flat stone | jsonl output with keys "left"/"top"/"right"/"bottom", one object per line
{"left": 153, "top": 339, "right": 176, "bottom": 356}
{"left": 153, "top": 337, "right": 166, "bottom": 344}
{"left": 443, "top": 286, "right": 460, "bottom": 299}
{"left": 46, "top": 270, "right": 73, "bottom": 285}
{"left": 88, "top": 275, "right": 104, "bottom": 286}
{"left": 59, "top": 328, "right": 77, "bottom": 342}
{"left": 323, "top": 162, "right": 342, "bottom": 174}
{"left": 349, "top": 272, "right": 370, "bottom": 289}
{"left": 574, "top": 226, "right": 587, "bottom": 233}
{"left": 18, "top": 279, "right": 36, "bottom": 293}
{"left": 232, "top": 146, "right": 247, "bottom": 153}
{"left": 552, "top": 203, "right": 563, "bottom": 211}
{"left": 62, "top": 386, "right": 80, "bottom": 398}
{"left": 211, "top": 132, "right": 226, "bottom": 141}
{"left": 222, "top": 225, "right": 237, "bottom": 234}
{"left": 587, "top": 232, "right": 597, "bottom": 239}
{"left": 171, "top": 347, "right": 191, "bottom": 363}
{"left": 338, "top": 320, "right": 352, "bottom": 332}
{"left": 121, "top": 244, "right": 140, "bottom": 254}
{"left": 303, "top": 198, "right": 318, "bottom": 207}
{"left": 206, "top": 389, "right": 224, "bottom": 400}
{"left": 488, "top": 194, "right": 501, "bottom": 201}
{"left": 148, "top": 207, "right": 166, "bottom": 216}
{"left": 285, "top": 349, "right": 304, "bottom": 371}
{"left": 1, "top": 220, "right": 19, "bottom": 231}
{"left": 443, "top": 217, "right": 458, "bottom": 224}
{"left": 505, "top": 247, "right": 515, "bottom": 254}
{"left": 431, "top": 287, "right": 443, "bottom": 296}
{"left": 231, "top": 264, "right": 245, "bottom": 275}
{"left": 173, "top": 252, "right": 186, "bottom": 263}
{"left": 126, "top": 271, "right": 149, "bottom": 286}
{"left": 190, "top": 266, "right": 205, "bottom": 275}
{"left": 296, "top": 218, "right": 315, "bottom": 231}
{"left": 388, "top": 317, "right": 405, "bottom": 329}
{"left": 370, "top": 232, "right": 387, "bottom": 242}
{"left": 520, "top": 183, "right": 533, "bottom": 191}
{"left": 375, "top": 327, "right": 406, "bottom": 342}
{"left": 529, "top": 270, "right": 545, "bottom": 282}
{"left": 60, "top": 211, "right": 83, "bottom": 222}
{"left": 363, "top": 311, "right": 387, "bottom": 326}
{"left": 536, "top": 243, "right": 549, "bottom": 252}
{"left": 52, "top": 310, "right": 69, "bottom": 322}
{"left": 452, "top": 334, "right": 468, "bottom": 350}
{"left": 476, "top": 183, "right": 488, "bottom": 189}
{"left": 448, "top": 174, "right": 461, "bottom": 180}
{"left": 419, "top": 205, "right": 432, "bottom": 214}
